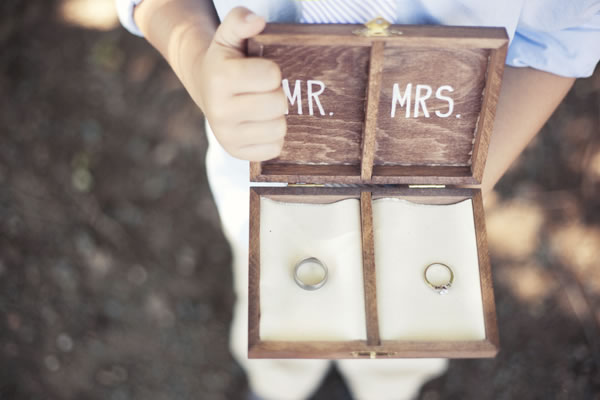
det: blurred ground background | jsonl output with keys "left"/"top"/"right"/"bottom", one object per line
{"left": 1, "top": 1, "right": 599, "bottom": 399}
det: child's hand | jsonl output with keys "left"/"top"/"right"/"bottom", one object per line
{"left": 198, "top": 7, "right": 287, "bottom": 161}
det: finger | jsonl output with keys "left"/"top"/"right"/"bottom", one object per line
{"left": 212, "top": 7, "right": 266, "bottom": 57}
{"left": 233, "top": 141, "right": 284, "bottom": 162}
{"left": 230, "top": 89, "right": 287, "bottom": 122}
{"left": 224, "top": 58, "right": 282, "bottom": 94}
{"left": 235, "top": 117, "right": 287, "bottom": 147}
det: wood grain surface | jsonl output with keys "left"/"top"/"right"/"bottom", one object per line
{"left": 259, "top": 45, "right": 369, "bottom": 166}
{"left": 247, "top": 25, "right": 508, "bottom": 184}
{"left": 252, "top": 24, "right": 508, "bottom": 49}
{"left": 471, "top": 44, "right": 508, "bottom": 182}
{"left": 249, "top": 339, "right": 498, "bottom": 359}
{"left": 248, "top": 189, "right": 262, "bottom": 350}
{"left": 249, "top": 162, "right": 262, "bottom": 182}
{"left": 472, "top": 191, "right": 499, "bottom": 350}
{"left": 361, "top": 42, "right": 384, "bottom": 180}
{"left": 360, "top": 191, "right": 380, "bottom": 345}
{"left": 374, "top": 47, "right": 488, "bottom": 167}
{"left": 246, "top": 25, "right": 506, "bottom": 358}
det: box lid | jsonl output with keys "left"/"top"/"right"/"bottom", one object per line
{"left": 247, "top": 20, "right": 508, "bottom": 185}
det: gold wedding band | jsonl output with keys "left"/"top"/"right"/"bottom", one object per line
{"left": 424, "top": 263, "right": 454, "bottom": 295}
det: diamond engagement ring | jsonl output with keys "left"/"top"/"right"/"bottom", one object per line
{"left": 424, "top": 263, "right": 454, "bottom": 295}
{"left": 293, "top": 257, "right": 328, "bottom": 290}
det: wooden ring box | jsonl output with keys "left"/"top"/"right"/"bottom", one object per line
{"left": 247, "top": 21, "right": 508, "bottom": 359}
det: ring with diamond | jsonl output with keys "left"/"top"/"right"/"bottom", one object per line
{"left": 293, "top": 257, "right": 328, "bottom": 291}
{"left": 424, "top": 263, "right": 454, "bottom": 295}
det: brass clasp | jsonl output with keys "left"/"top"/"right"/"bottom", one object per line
{"left": 350, "top": 351, "right": 397, "bottom": 358}
{"left": 351, "top": 351, "right": 377, "bottom": 359}
{"left": 353, "top": 17, "right": 403, "bottom": 37}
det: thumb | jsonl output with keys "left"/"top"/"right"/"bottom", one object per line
{"left": 212, "top": 7, "right": 266, "bottom": 56}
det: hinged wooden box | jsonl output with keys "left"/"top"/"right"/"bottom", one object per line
{"left": 247, "top": 21, "right": 508, "bottom": 359}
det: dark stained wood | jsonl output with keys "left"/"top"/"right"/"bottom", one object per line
{"left": 255, "top": 164, "right": 479, "bottom": 185}
{"left": 372, "top": 165, "right": 477, "bottom": 185}
{"left": 374, "top": 47, "right": 488, "bottom": 167}
{"left": 246, "top": 23, "right": 506, "bottom": 359}
{"left": 471, "top": 43, "right": 508, "bottom": 183}
{"left": 247, "top": 186, "right": 499, "bottom": 359}
{"left": 253, "top": 186, "right": 361, "bottom": 197}
{"left": 472, "top": 191, "right": 500, "bottom": 350}
{"left": 248, "top": 24, "right": 508, "bottom": 184}
{"left": 371, "top": 186, "right": 475, "bottom": 204}
{"left": 255, "top": 185, "right": 475, "bottom": 203}
{"left": 257, "top": 164, "right": 361, "bottom": 182}
{"left": 361, "top": 42, "right": 384, "bottom": 180}
{"left": 373, "top": 165, "right": 472, "bottom": 177}
{"left": 360, "top": 191, "right": 380, "bottom": 345}
{"left": 248, "top": 189, "right": 262, "bottom": 350}
{"left": 251, "top": 24, "right": 508, "bottom": 49}
{"left": 259, "top": 45, "right": 369, "bottom": 167}
{"left": 263, "top": 194, "right": 356, "bottom": 204}
{"left": 249, "top": 339, "right": 498, "bottom": 359}
{"left": 256, "top": 186, "right": 361, "bottom": 205}
{"left": 247, "top": 39, "right": 264, "bottom": 58}
{"left": 249, "top": 162, "right": 262, "bottom": 181}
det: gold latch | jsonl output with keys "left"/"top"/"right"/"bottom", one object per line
{"left": 351, "top": 351, "right": 377, "bottom": 359}
{"left": 408, "top": 184, "right": 446, "bottom": 189}
{"left": 350, "top": 351, "right": 397, "bottom": 359}
{"left": 353, "top": 17, "right": 403, "bottom": 37}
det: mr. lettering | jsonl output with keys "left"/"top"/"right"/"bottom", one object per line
{"left": 282, "top": 79, "right": 330, "bottom": 116}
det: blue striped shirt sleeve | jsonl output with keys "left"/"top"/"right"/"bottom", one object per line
{"left": 115, "top": 0, "right": 144, "bottom": 37}
{"left": 507, "top": 3, "right": 600, "bottom": 78}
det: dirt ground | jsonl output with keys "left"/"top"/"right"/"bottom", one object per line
{"left": 1, "top": 1, "right": 599, "bottom": 399}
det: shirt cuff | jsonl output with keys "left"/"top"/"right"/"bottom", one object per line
{"left": 507, "top": 18, "right": 600, "bottom": 78}
{"left": 115, "top": 0, "right": 145, "bottom": 37}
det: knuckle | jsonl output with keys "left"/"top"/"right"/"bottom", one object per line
{"left": 275, "top": 137, "right": 285, "bottom": 149}
{"left": 228, "top": 143, "right": 248, "bottom": 161}
{"left": 211, "top": 126, "right": 233, "bottom": 146}
{"left": 203, "top": 104, "right": 219, "bottom": 122}
{"left": 226, "top": 6, "right": 244, "bottom": 21}
{"left": 273, "top": 117, "right": 287, "bottom": 139}
{"left": 208, "top": 104, "right": 228, "bottom": 122}
{"left": 263, "top": 61, "right": 282, "bottom": 88}
{"left": 243, "top": 127, "right": 262, "bottom": 145}
{"left": 273, "top": 91, "right": 288, "bottom": 115}
{"left": 241, "top": 147, "right": 264, "bottom": 162}
{"left": 245, "top": 143, "right": 282, "bottom": 162}
{"left": 262, "top": 91, "right": 286, "bottom": 118}
{"left": 236, "top": 122, "right": 250, "bottom": 137}
{"left": 229, "top": 149, "right": 244, "bottom": 160}
{"left": 265, "top": 142, "right": 284, "bottom": 160}
{"left": 278, "top": 90, "right": 288, "bottom": 110}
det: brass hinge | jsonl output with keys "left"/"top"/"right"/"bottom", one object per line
{"left": 353, "top": 17, "right": 403, "bottom": 37}
{"left": 408, "top": 184, "right": 446, "bottom": 189}
{"left": 350, "top": 351, "right": 397, "bottom": 359}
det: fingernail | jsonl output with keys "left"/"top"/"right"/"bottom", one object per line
{"left": 245, "top": 12, "right": 260, "bottom": 23}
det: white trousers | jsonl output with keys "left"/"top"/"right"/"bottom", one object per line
{"left": 205, "top": 123, "right": 448, "bottom": 400}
